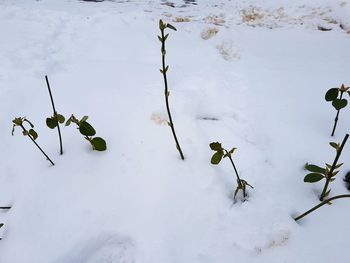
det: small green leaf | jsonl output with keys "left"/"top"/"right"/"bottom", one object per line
{"left": 57, "top": 114, "right": 65, "bottom": 123}
{"left": 324, "top": 189, "right": 331, "bottom": 198}
{"left": 304, "top": 173, "right": 324, "bottom": 183}
{"left": 91, "top": 137, "right": 107, "bottom": 151}
{"left": 332, "top": 98, "right": 348, "bottom": 110}
{"left": 65, "top": 118, "right": 72, "bottom": 126}
{"left": 159, "top": 19, "right": 165, "bottom": 30}
{"left": 29, "top": 129, "right": 38, "bottom": 140}
{"left": 209, "top": 142, "right": 222, "bottom": 151}
{"left": 304, "top": 163, "right": 326, "bottom": 174}
{"left": 12, "top": 118, "right": 22, "bottom": 126}
{"left": 325, "top": 88, "right": 339, "bottom": 101}
{"left": 329, "top": 142, "right": 338, "bottom": 149}
{"left": 211, "top": 151, "right": 223, "bottom": 165}
{"left": 46, "top": 117, "right": 58, "bottom": 129}
{"left": 157, "top": 35, "right": 162, "bottom": 42}
{"left": 331, "top": 170, "right": 339, "bottom": 177}
{"left": 335, "top": 163, "right": 343, "bottom": 169}
{"left": 22, "top": 130, "right": 29, "bottom": 136}
{"left": 79, "top": 121, "right": 96, "bottom": 136}
{"left": 0, "top": 223, "right": 3, "bottom": 229}
{"left": 80, "top": 116, "right": 88, "bottom": 123}
{"left": 167, "top": 23, "right": 177, "bottom": 31}
{"left": 228, "top": 148, "right": 236, "bottom": 154}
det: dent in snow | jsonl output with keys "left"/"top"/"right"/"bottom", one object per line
{"left": 54, "top": 233, "right": 136, "bottom": 263}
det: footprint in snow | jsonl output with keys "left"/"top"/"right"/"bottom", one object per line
{"left": 54, "top": 233, "right": 136, "bottom": 263}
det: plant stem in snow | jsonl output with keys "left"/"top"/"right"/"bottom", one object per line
{"left": 20, "top": 124, "right": 55, "bottom": 166}
{"left": 320, "top": 134, "right": 348, "bottom": 201}
{"left": 225, "top": 150, "right": 243, "bottom": 188}
{"left": 331, "top": 91, "right": 343, "bottom": 136}
{"left": 294, "top": 194, "right": 350, "bottom": 221}
{"left": 159, "top": 21, "right": 185, "bottom": 160}
{"left": 45, "top": 75, "right": 63, "bottom": 155}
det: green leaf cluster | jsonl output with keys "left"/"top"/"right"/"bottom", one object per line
{"left": 209, "top": 142, "right": 236, "bottom": 165}
{"left": 159, "top": 19, "right": 177, "bottom": 31}
{"left": 209, "top": 141, "right": 252, "bottom": 200}
{"left": 66, "top": 115, "right": 107, "bottom": 151}
{"left": 325, "top": 84, "right": 349, "bottom": 110}
{"left": 12, "top": 117, "right": 38, "bottom": 140}
{"left": 304, "top": 140, "right": 345, "bottom": 199}
{"left": 46, "top": 112, "right": 65, "bottom": 129}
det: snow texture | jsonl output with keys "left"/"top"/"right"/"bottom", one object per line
{"left": 1, "top": 0, "right": 350, "bottom": 262}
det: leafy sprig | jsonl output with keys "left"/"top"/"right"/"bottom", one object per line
{"left": 325, "top": 84, "right": 349, "bottom": 136}
{"left": 65, "top": 115, "right": 106, "bottom": 151}
{"left": 304, "top": 134, "right": 349, "bottom": 201}
{"left": 210, "top": 142, "right": 253, "bottom": 200}
{"left": 12, "top": 117, "right": 54, "bottom": 166}
{"left": 45, "top": 75, "right": 64, "bottom": 155}
{"left": 158, "top": 19, "right": 185, "bottom": 160}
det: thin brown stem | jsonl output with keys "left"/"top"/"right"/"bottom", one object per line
{"left": 45, "top": 75, "right": 63, "bottom": 155}
{"left": 225, "top": 151, "right": 242, "bottom": 184}
{"left": 20, "top": 125, "right": 55, "bottom": 166}
{"left": 160, "top": 26, "right": 185, "bottom": 160}
{"left": 294, "top": 194, "right": 350, "bottom": 221}
{"left": 331, "top": 91, "right": 343, "bottom": 137}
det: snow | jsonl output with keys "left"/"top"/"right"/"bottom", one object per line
{"left": 1, "top": 0, "right": 350, "bottom": 262}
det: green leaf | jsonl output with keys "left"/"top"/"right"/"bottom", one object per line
{"left": 0, "top": 223, "right": 3, "bottom": 229}
{"left": 91, "top": 137, "right": 107, "bottom": 151}
{"left": 65, "top": 118, "right": 72, "bottom": 126}
{"left": 332, "top": 98, "right": 348, "bottom": 110}
{"left": 304, "top": 173, "right": 324, "bottom": 183}
{"left": 46, "top": 117, "right": 58, "bottom": 129}
{"left": 211, "top": 151, "right": 223, "bottom": 165}
{"left": 305, "top": 163, "right": 326, "bottom": 174}
{"left": 57, "top": 114, "right": 65, "bottom": 123}
{"left": 228, "top": 148, "right": 236, "bottom": 154}
{"left": 164, "top": 33, "right": 169, "bottom": 41}
{"left": 334, "top": 163, "right": 343, "bottom": 169}
{"left": 159, "top": 20, "right": 165, "bottom": 30}
{"left": 80, "top": 116, "right": 88, "bottom": 123}
{"left": 12, "top": 118, "right": 22, "bottom": 126}
{"left": 79, "top": 121, "right": 96, "bottom": 136}
{"left": 324, "top": 189, "right": 331, "bottom": 198}
{"left": 29, "top": 129, "right": 38, "bottom": 140}
{"left": 167, "top": 23, "right": 177, "bottom": 31}
{"left": 331, "top": 170, "right": 339, "bottom": 177}
{"left": 325, "top": 88, "right": 339, "bottom": 101}
{"left": 209, "top": 142, "right": 222, "bottom": 151}
{"left": 329, "top": 142, "right": 338, "bottom": 149}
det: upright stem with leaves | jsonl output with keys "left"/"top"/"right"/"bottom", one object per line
{"left": 325, "top": 84, "right": 349, "bottom": 136}
{"left": 209, "top": 142, "right": 253, "bottom": 199}
{"left": 303, "top": 134, "right": 349, "bottom": 201}
{"left": 45, "top": 75, "right": 64, "bottom": 155}
{"left": 12, "top": 117, "right": 55, "bottom": 166}
{"left": 320, "top": 134, "right": 349, "bottom": 200}
{"left": 158, "top": 19, "right": 185, "bottom": 160}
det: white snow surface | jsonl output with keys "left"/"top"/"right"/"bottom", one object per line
{"left": 1, "top": 0, "right": 350, "bottom": 262}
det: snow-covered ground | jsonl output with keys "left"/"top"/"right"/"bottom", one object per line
{"left": 1, "top": 0, "right": 350, "bottom": 262}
